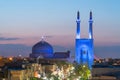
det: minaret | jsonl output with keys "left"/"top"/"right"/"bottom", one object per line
{"left": 76, "top": 11, "right": 81, "bottom": 39}
{"left": 89, "top": 11, "right": 93, "bottom": 39}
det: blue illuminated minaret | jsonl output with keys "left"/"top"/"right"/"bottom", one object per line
{"left": 89, "top": 11, "right": 93, "bottom": 39}
{"left": 76, "top": 11, "right": 81, "bottom": 39}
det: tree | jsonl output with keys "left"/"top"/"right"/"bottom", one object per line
{"left": 74, "top": 64, "right": 91, "bottom": 80}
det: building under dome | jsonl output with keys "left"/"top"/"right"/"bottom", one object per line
{"left": 30, "top": 40, "right": 53, "bottom": 58}
{"left": 30, "top": 40, "right": 70, "bottom": 59}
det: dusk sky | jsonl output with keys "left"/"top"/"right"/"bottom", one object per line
{"left": 0, "top": 0, "right": 120, "bottom": 58}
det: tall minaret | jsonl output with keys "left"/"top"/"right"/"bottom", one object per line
{"left": 76, "top": 11, "right": 81, "bottom": 39}
{"left": 89, "top": 11, "right": 93, "bottom": 39}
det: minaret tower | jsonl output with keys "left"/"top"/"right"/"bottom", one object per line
{"left": 89, "top": 11, "right": 93, "bottom": 39}
{"left": 76, "top": 11, "right": 81, "bottom": 39}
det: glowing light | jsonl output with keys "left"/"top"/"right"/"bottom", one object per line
{"left": 83, "top": 65, "right": 85, "bottom": 68}
{"left": 8, "top": 57, "right": 13, "bottom": 61}
{"left": 76, "top": 35, "right": 80, "bottom": 39}
{"left": 34, "top": 71, "right": 39, "bottom": 78}
{"left": 0, "top": 56, "right": 3, "bottom": 60}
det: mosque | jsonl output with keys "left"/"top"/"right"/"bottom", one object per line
{"left": 29, "top": 39, "right": 70, "bottom": 60}
{"left": 30, "top": 11, "right": 94, "bottom": 69}
{"left": 75, "top": 11, "right": 94, "bottom": 69}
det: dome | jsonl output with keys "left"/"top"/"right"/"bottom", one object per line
{"left": 32, "top": 40, "right": 53, "bottom": 58}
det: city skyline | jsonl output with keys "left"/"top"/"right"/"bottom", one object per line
{"left": 0, "top": 0, "right": 120, "bottom": 58}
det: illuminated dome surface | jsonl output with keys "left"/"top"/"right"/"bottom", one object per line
{"left": 32, "top": 40, "right": 53, "bottom": 58}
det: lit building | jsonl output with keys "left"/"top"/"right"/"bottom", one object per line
{"left": 7, "top": 61, "right": 39, "bottom": 80}
{"left": 30, "top": 40, "right": 54, "bottom": 58}
{"left": 30, "top": 39, "right": 70, "bottom": 60}
{"left": 75, "top": 11, "right": 94, "bottom": 69}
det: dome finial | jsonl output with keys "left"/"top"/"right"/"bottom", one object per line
{"left": 41, "top": 36, "right": 45, "bottom": 41}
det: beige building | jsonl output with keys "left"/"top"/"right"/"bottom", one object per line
{"left": 9, "top": 69, "right": 29, "bottom": 80}
{"left": 8, "top": 63, "right": 40, "bottom": 80}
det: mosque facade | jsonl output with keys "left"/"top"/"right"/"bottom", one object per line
{"left": 75, "top": 11, "right": 94, "bottom": 69}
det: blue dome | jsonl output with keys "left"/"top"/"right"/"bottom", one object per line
{"left": 32, "top": 40, "right": 53, "bottom": 58}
